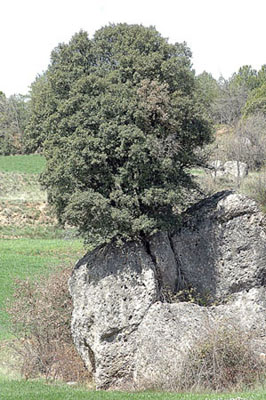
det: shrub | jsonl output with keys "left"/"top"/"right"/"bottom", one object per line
{"left": 240, "top": 170, "right": 266, "bottom": 212}
{"left": 6, "top": 267, "right": 91, "bottom": 383}
{"left": 179, "top": 322, "right": 266, "bottom": 391}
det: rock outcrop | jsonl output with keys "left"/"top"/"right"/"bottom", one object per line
{"left": 172, "top": 191, "right": 266, "bottom": 301}
{"left": 135, "top": 287, "right": 266, "bottom": 390}
{"left": 69, "top": 191, "right": 266, "bottom": 390}
{"left": 209, "top": 160, "right": 248, "bottom": 180}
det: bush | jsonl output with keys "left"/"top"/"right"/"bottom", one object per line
{"left": 6, "top": 267, "right": 91, "bottom": 383}
{"left": 180, "top": 322, "right": 266, "bottom": 391}
{"left": 227, "top": 114, "right": 266, "bottom": 170}
{"left": 240, "top": 170, "right": 266, "bottom": 212}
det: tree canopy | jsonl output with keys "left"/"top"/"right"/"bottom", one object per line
{"left": 26, "top": 24, "right": 212, "bottom": 246}
{"left": 0, "top": 92, "right": 29, "bottom": 155}
{"left": 243, "top": 82, "right": 266, "bottom": 117}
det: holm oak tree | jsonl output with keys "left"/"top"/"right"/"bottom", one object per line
{"left": 27, "top": 24, "right": 212, "bottom": 246}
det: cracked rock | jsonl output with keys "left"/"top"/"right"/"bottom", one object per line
{"left": 69, "top": 239, "right": 163, "bottom": 389}
{"left": 69, "top": 191, "right": 266, "bottom": 389}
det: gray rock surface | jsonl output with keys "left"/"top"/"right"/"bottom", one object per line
{"left": 135, "top": 287, "right": 266, "bottom": 390}
{"left": 134, "top": 301, "right": 210, "bottom": 390}
{"left": 210, "top": 160, "right": 248, "bottom": 180}
{"left": 69, "top": 191, "right": 266, "bottom": 390}
{"left": 69, "top": 239, "right": 162, "bottom": 389}
{"left": 172, "top": 191, "right": 266, "bottom": 301}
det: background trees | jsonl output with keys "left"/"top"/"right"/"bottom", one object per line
{"left": 243, "top": 82, "right": 266, "bottom": 117}
{"left": 195, "top": 71, "right": 219, "bottom": 119}
{"left": 209, "top": 65, "right": 266, "bottom": 125}
{"left": 26, "top": 24, "right": 212, "bottom": 246}
{"left": 0, "top": 92, "right": 29, "bottom": 155}
{"left": 24, "top": 73, "right": 54, "bottom": 153}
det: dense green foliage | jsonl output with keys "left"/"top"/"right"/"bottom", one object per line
{"left": 0, "top": 93, "right": 29, "bottom": 155}
{"left": 24, "top": 74, "right": 54, "bottom": 153}
{"left": 195, "top": 71, "right": 219, "bottom": 117}
{"left": 244, "top": 82, "right": 266, "bottom": 116}
{"left": 26, "top": 24, "right": 212, "bottom": 246}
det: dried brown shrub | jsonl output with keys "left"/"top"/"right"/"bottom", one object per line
{"left": 179, "top": 322, "right": 266, "bottom": 391}
{"left": 6, "top": 267, "right": 91, "bottom": 383}
{"left": 240, "top": 170, "right": 266, "bottom": 213}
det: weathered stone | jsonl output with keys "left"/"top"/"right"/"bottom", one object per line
{"left": 134, "top": 301, "right": 210, "bottom": 390}
{"left": 172, "top": 191, "right": 266, "bottom": 301}
{"left": 213, "top": 287, "right": 266, "bottom": 340}
{"left": 69, "top": 191, "right": 266, "bottom": 390}
{"left": 134, "top": 287, "right": 266, "bottom": 390}
{"left": 69, "top": 240, "right": 161, "bottom": 389}
{"left": 209, "top": 160, "right": 248, "bottom": 180}
{"left": 148, "top": 231, "right": 179, "bottom": 293}
{"left": 223, "top": 160, "right": 249, "bottom": 179}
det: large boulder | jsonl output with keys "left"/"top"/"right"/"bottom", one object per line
{"left": 135, "top": 287, "right": 266, "bottom": 390}
{"left": 172, "top": 191, "right": 266, "bottom": 301}
{"left": 69, "top": 191, "right": 266, "bottom": 389}
{"left": 69, "top": 236, "right": 179, "bottom": 389}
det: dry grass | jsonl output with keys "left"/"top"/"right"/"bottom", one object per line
{"left": 179, "top": 322, "right": 266, "bottom": 392}
{"left": 240, "top": 170, "right": 266, "bottom": 212}
{"left": 6, "top": 267, "right": 91, "bottom": 384}
{"left": 0, "top": 172, "right": 46, "bottom": 202}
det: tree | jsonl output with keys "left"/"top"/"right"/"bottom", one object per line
{"left": 211, "top": 75, "right": 250, "bottom": 126}
{"left": 256, "top": 64, "right": 266, "bottom": 87}
{"left": 229, "top": 65, "right": 258, "bottom": 92}
{"left": 24, "top": 73, "right": 55, "bottom": 153}
{"left": 195, "top": 71, "right": 220, "bottom": 118}
{"left": 211, "top": 66, "right": 262, "bottom": 126}
{"left": 30, "top": 24, "right": 212, "bottom": 246}
{"left": 243, "top": 82, "right": 266, "bottom": 117}
{"left": 0, "top": 92, "right": 29, "bottom": 155}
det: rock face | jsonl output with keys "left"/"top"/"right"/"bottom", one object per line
{"left": 135, "top": 287, "right": 266, "bottom": 390}
{"left": 210, "top": 160, "right": 248, "bottom": 180}
{"left": 172, "top": 191, "right": 266, "bottom": 301}
{"left": 69, "top": 237, "right": 179, "bottom": 389}
{"left": 69, "top": 191, "right": 266, "bottom": 390}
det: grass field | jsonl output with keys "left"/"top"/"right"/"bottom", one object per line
{"left": 0, "top": 154, "right": 85, "bottom": 341}
{"left": 0, "top": 154, "right": 46, "bottom": 174}
{"left": 1, "top": 378, "right": 265, "bottom": 400}
{"left": 0, "top": 238, "right": 84, "bottom": 339}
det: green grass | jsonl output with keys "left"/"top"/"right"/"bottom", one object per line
{"left": 190, "top": 168, "right": 205, "bottom": 176}
{"left": 0, "top": 238, "right": 85, "bottom": 339}
{"left": 0, "top": 378, "right": 265, "bottom": 400}
{"left": 0, "top": 224, "right": 78, "bottom": 239}
{"left": 0, "top": 154, "right": 84, "bottom": 338}
{"left": 0, "top": 154, "right": 46, "bottom": 174}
